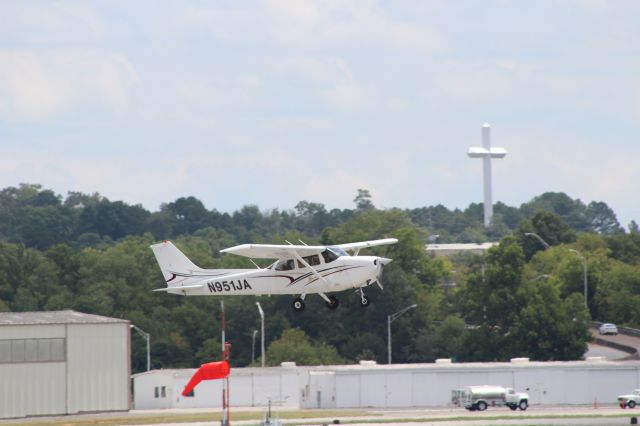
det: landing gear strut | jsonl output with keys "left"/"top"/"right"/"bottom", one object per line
{"left": 325, "top": 295, "right": 339, "bottom": 310}
{"left": 359, "top": 288, "right": 370, "bottom": 307}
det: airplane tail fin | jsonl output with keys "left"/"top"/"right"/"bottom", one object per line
{"left": 150, "top": 241, "right": 206, "bottom": 285}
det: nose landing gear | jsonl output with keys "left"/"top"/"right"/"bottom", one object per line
{"left": 359, "top": 288, "right": 370, "bottom": 307}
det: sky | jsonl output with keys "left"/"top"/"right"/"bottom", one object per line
{"left": 1, "top": 0, "right": 639, "bottom": 228}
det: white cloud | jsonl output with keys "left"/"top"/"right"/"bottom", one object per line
{"left": 0, "top": 2, "right": 104, "bottom": 43}
{"left": 0, "top": 49, "right": 138, "bottom": 121}
{"left": 264, "top": 0, "right": 443, "bottom": 51}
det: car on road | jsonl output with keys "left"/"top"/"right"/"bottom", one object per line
{"left": 618, "top": 389, "right": 640, "bottom": 409}
{"left": 599, "top": 323, "right": 618, "bottom": 335}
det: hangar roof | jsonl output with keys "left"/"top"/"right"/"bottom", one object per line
{"left": 0, "top": 310, "right": 129, "bottom": 326}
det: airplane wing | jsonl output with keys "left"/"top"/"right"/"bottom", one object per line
{"left": 220, "top": 244, "right": 325, "bottom": 259}
{"left": 336, "top": 238, "right": 398, "bottom": 252}
{"left": 221, "top": 238, "right": 398, "bottom": 259}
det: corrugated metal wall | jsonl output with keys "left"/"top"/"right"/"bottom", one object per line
{"left": 0, "top": 363, "right": 66, "bottom": 417}
{"left": 0, "top": 324, "right": 67, "bottom": 418}
{"left": 67, "top": 323, "right": 129, "bottom": 413}
{"left": 0, "top": 322, "right": 129, "bottom": 419}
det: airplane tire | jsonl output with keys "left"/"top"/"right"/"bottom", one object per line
{"left": 292, "top": 298, "right": 305, "bottom": 312}
{"left": 326, "top": 296, "right": 339, "bottom": 310}
{"left": 360, "top": 296, "right": 370, "bottom": 307}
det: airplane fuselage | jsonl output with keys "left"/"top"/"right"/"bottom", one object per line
{"left": 167, "top": 255, "right": 380, "bottom": 296}
{"left": 151, "top": 239, "right": 395, "bottom": 311}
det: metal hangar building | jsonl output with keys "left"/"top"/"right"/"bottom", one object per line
{"left": 0, "top": 310, "right": 131, "bottom": 419}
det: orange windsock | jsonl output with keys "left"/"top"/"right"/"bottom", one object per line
{"left": 182, "top": 360, "right": 230, "bottom": 396}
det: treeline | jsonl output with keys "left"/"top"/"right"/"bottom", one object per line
{"left": 0, "top": 184, "right": 634, "bottom": 251}
{"left": 0, "top": 183, "right": 639, "bottom": 373}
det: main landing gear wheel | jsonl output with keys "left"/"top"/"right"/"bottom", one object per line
{"left": 292, "top": 297, "right": 305, "bottom": 312}
{"left": 325, "top": 296, "right": 339, "bottom": 310}
{"left": 360, "top": 295, "right": 370, "bottom": 307}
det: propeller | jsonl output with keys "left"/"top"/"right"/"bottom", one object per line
{"left": 373, "top": 257, "right": 392, "bottom": 290}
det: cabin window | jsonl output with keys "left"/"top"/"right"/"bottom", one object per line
{"left": 274, "top": 259, "right": 295, "bottom": 271}
{"left": 154, "top": 387, "right": 159, "bottom": 398}
{"left": 298, "top": 254, "right": 321, "bottom": 268}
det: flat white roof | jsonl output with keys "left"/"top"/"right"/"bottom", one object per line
{"left": 0, "top": 310, "right": 129, "bottom": 325}
{"left": 426, "top": 242, "right": 499, "bottom": 252}
{"left": 132, "top": 359, "right": 640, "bottom": 379}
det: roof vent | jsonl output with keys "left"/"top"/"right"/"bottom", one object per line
{"left": 280, "top": 362, "right": 296, "bottom": 367}
{"left": 359, "top": 360, "right": 377, "bottom": 366}
{"left": 510, "top": 357, "right": 530, "bottom": 363}
{"left": 585, "top": 356, "right": 606, "bottom": 362}
{"left": 435, "top": 358, "right": 452, "bottom": 364}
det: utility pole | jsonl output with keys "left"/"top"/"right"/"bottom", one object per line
{"left": 256, "top": 302, "right": 265, "bottom": 367}
{"left": 387, "top": 304, "right": 417, "bottom": 364}
{"left": 130, "top": 324, "right": 151, "bottom": 371}
{"left": 569, "top": 249, "right": 588, "bottom": 308}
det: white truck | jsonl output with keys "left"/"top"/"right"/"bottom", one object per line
{"left": 618, "top": 389, "right": 640, "bottom": 409}
{"left": 452, "top": 385, "right": 529, "bottom": 411}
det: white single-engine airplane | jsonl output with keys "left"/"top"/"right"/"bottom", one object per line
{"left": 150, "top": 238, "right": 397, "bottom": 311}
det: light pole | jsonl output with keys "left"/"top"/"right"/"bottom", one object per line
{"left": 524, "top": 232, "right": 551, "bottom": 249}
{"left": 256, "top": 302, "right": 265, "bottom": 367}
{"left": 130, "top": 324, "right": 151, "bottom": 371}
{"left": 569, "top": 249, "right": 588, "bottom": 307}
{"left": 251, "top": 329, "right": 258, "bottom": 364}
{"left": 387, "top": 304, "right": 417, "bottom": 364}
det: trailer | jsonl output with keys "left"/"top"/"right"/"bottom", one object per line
{"left": 452, "top": 385, "right": 528, "bottom": 411}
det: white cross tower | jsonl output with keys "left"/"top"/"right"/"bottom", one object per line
{"left": 467, "top": 123, "right": 507, "bottom": 227}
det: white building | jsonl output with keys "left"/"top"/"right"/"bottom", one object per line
{"left": 426, "top": 242, "right": 499, "bottom": 257}
{"left": 0, "top": 310, "right": 131, "bottom": 419}
{"left": 133, "top": 363, "right": 300, "bottom": 409}
{"left": 132, "top": 358, "right": 640, "bottom": 409}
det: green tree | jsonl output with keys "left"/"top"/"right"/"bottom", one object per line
{"left": 262, "top": 328, "right": 344, "bottom": 366}
{"left": 517, "top": 211, "right": 576, "bottom": 260}
{"left": 586, "top": 201, "right": 623, "bottom": 235}
{"left": 353, "top": 189, "right": 374, "bottom": 211}
{"left": 510, "top": 280, "right": 589, "bottom": 360}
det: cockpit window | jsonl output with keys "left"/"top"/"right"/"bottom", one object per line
{"left": 321, "top": 247, "right": 345, "bottom": 263}
{"left": 329, "top": 246, "right": 348, "bottom": 256}
{"left": 274, "top": 259, "right": 295, "bottom": 271}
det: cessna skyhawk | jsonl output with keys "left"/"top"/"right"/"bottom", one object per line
{"left": 150, "top": 238, "right": 397, "bottom": 311}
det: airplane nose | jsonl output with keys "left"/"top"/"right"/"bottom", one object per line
{"left": 377, "top": 257, "right": 392, "bottom": 266}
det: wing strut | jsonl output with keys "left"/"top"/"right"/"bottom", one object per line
{"left": 292, "top": 252, "right": 329, "bottom": 285}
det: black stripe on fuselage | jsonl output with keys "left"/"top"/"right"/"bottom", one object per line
{"left": 166, "top": 271, "right": 230, "bottom": 283}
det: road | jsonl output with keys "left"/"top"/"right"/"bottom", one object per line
{"left": 590, "top": 327, "right": 640, "bottom": 359}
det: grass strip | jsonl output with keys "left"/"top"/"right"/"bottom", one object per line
{"left": 4, "top": 410, "right": 374, "bottom": 426}
{"left": 6, "top": 410, "right": 639, "bottom": 426}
